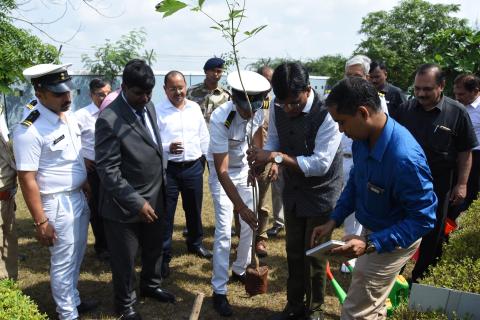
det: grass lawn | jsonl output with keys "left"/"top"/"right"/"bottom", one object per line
{"left": 16, "top": 172, "right": 357, "bottom": 320}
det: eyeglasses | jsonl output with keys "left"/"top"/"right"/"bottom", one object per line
{"left": 274, "top": 102, "right": 302, "bottom": 109}
{"left": 166, "top": 87, "right": 185, "bottom": 93}
{"left": 93, "top": 92, "right": 108, "bottom": 98}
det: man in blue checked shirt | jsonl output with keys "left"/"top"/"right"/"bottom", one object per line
{"left": 311, "top": 77, "right": 437, "bottom": 320}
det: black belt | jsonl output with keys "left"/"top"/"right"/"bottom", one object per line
{"left": 168, "top": 158, "right": 201, "bottom": 168}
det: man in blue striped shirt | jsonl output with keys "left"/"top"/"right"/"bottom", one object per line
{"left": 311, "top": 77, "right": 437, "bottom": 320}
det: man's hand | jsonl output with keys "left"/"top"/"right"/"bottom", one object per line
{"left": 84, "top": 158, "right": 96, "bottom": 173}
{"left": 247, "top": 146, "right": 273, "bottom": 168}
{"left": 82, "top": 182, "right": 92, "bottom": 202}
{"left": 330, "top": 235, "right": 367, "bottom": 259}
{"left": 450, "top": 183, "right": 467, "bottom": 206}
{"left": 139, "top": 201, "right": 158, "bottom": 223}
{"left": 236, "top": 206, "right": 258, "bottom": 231}
{"left": 268, "top": 163, "right": 279, "bottom": 181}
{"left": 170, "top": 141, "right": 184, "bottom": 155}
{"left": 36, "top": 222, "right": 57, "bottom": 247}
{"left": 310, "top": 219, "right": 336, "bottom": 248}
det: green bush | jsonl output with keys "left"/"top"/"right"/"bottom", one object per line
{"left": 390, "top": 302, "right": 471, "bottom": 320}
{"left": 391, "top": 198, "right": 480, "bottom": 318}
{"left": 0, "top": 279, "right": 47, "bottom": 320}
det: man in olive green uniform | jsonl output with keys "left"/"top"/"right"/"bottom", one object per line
{"left": 187, "top": 57, "right": 231, "bottom": 123}
{"left": 0, "top": 103, "right": 18, "bottom": 280}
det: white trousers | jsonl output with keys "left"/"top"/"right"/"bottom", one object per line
{"left": 209, "top": 172, "right": 253, "bottom": 294}
{"left": 42, "top": 189, "right": 90, "bottom": 320}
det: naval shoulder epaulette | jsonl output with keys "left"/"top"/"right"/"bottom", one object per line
{"left": 224, "top": 110, "right": 236, "bottom": 129}
{"left": 26, "top": 99, "right": 37, "bottom": 110}
{"left": 262, "top": 96, "right": 270, "bottom": 109}
{"left": 21, "top": 110, "right": 40, "bottom": 127}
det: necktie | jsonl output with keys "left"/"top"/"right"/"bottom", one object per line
{"left": 135, "top": 109, "right": 146, "bottom": 126}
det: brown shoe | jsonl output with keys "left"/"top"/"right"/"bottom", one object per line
{"left": 255, "top": 240, "right": 268, "bottom": 258}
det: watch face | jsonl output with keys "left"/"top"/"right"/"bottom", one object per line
{"left": 274, "top": 154, "right": 283, "bottom": 164}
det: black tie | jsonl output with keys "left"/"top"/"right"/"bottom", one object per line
{"left": 135, "top": 109, "right": 146, "bottom": 126}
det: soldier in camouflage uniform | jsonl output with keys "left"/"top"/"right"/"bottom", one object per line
{"left": 187, "top": 57, "right": 231, "bottom": 123}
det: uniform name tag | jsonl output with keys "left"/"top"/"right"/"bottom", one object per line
{"left": 367, "top": 182, "right": 384, "bottom": 194}
{"left": 53, "top": 135, "right": 65, "bottom": 145}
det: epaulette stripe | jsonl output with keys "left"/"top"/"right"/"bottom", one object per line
{"left": 224, "top": 110, "right": 236, "bottom": 129}
{"left": 26, "top": 99, "right": 38, "bottom": 110}
{"left": 21, "top": 109, "right": 40, "bottom": 127}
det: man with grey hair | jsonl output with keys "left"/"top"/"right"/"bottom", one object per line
{"left": 345, "top": 54, "right": 372, "bottom": 78}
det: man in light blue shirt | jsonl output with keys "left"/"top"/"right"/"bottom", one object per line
{"left": 311, "top": 77, "right": 437, "bottom": 319}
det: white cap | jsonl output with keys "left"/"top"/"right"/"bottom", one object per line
{"left": 227, "top": 70, "right": 271, "bottom": 94}
{"left": 23, "top": 63, "right": 72, "bottom": 82}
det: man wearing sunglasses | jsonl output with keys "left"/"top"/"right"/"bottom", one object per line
{"left": 247, "top": 62, "right": 343, "bottom": 320}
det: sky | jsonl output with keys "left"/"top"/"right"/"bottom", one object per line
{"left": 11, "top": 0, "right": 480, "bottom": 73}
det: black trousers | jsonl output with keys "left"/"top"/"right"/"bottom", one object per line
{"left": 411, "top": 171, "right": 453, "bottom": 282}
{"left": 162, "top": 159, "right": 204, "bottom": 262}
{"left": 448, "top": 150, "right": 480, "bottom": 220}
{"left": 104, "top": 219, "right": 164, "bottom": 310}
{"left": 87, "top": 168, "right": 108, "bottom": 253}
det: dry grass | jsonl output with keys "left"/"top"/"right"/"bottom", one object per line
{"left": 15, "top": 172, "right": 359, "bottom": 320}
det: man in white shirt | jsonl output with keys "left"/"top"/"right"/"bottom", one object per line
{"left": 247, "top": 62, "right": 343, "bottom": 320}
{"left": 450, "top": 74, "right": 480, "bottom": 219}
{"left": 156, "top": 71, "right": 211, "bottom": 279}
{"left": 13, "top": 63, "right": 96, "bottom": 320}
{"left": 74, "top": 78, "right": 111, "bottom": 261}
{"left": 208, "top": 70, "right": 270, "bottom": 317}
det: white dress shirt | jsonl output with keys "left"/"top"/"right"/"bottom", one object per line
{"left": 466, "top": 95, "right": 480, "bottom": 151}
{"left": 156, "top": 98, "right": 209, "bottom": 162}
{"left": 13, "top": 102, "right": 87, "bottom": 194}
{"left": 74, "top": 102, "right": 99, "bottom": 161}
{"left": 122, "top": 92, "right": 158, "bottom": 145}
{"left": 208, "top": 101, "right": 264, "bottom": 177}
{"left": 265, "top": 89, "right": 342, "bottom": 177}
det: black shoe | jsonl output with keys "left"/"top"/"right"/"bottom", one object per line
{"left": 116, "top": 306, "right": 142, "bottom": 320}
{"left": 269, "top": 306, "right": 305, "bottom": 320}
{"left": 182, "top": 227, "right": 188, "bottom": 237}
{"left": 188, "top": 245, "right": 213, "bottom": 259}
{"left": 267, "top": 225, "right": 284, "bottom": 237}
{"left": 77, "top": 299, "right": 99, "bottom": 314}
{"left": 212, "top": 293, "right": 233, "bottom": 317}
{"left": 161, "top": 261, "right": 170, "bottom": 279}
{"left": 140, "top": 287, "right": 176, "bottom": 304}
{"left": 229, "top": 272, "right": 246, "bottom": 284}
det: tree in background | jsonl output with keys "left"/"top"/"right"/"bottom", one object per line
{"left": 0, "top": 0, "right": 59, "bottom": 93}
{"left": 356, "top": 0, "right": 473, "bottom": 92}
{"left": 304, "top": 55, "right": 346, "bottom": 88}
{"left": 81, "top": 28, "right": 157, "bottom": 86}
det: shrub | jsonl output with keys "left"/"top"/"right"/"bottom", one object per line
{"left": 0, "top": 279, "right": 47, "bottom": 320}
{"left": 391, "top": 198, "right": 480, "bottom": 318}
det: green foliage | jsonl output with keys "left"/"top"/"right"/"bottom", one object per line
{"left": 155, "top": 0, "right": 188, "bottom": 17}
{"left": 356, "top": 0, "right": 470, "bottom": 91}
{"left": 81, "top": 28, "right": 156, "bottom": 86}
{"left": 392, "top": 198, "right": 480, "bottom": 318}
{"left": 0, "top": 0, "right": 60, "bottom": 93}
{"left": 390, "top": 302, "right": 468, "bottom": 320}
{"left": 0, "top": 279, "right": 48, "bottom": 320}
{"left": 304, "top": 55, "right": 347, "bottom": 87}
{"left": 0, "top": 21, "right": 59, "bottom": 93}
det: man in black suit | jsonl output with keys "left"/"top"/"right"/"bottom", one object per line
{"left": 369, "top": 60, "right": 407, "bottom": 115}
{"left": 95, "top": 59, "right": 175, "bottom": 320}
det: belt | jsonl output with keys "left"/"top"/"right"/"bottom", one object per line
{"left": 168, "top": 158, "right": 201, "bottom": 169}
{"left": 41, "top": 187, "right": 82, "bottom": 199}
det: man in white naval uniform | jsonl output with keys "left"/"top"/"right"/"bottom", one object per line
{"left": 13, "top": 63, "right": 96, "bottom": 320}
{"left": 208, "top": 70, "right": 270, "bottom": 317}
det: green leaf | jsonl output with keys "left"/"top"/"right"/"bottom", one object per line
{"left": 198, "top": 0, "right": 205, "bottom": 8}
{"left": 229, "top": 9, "right": 245, "bottom": 19}
{"left": 210, "top": 25, "right": 223, "bottom": 31}
{"left": 155, "top": 0, "right": 188, "bottom": 18}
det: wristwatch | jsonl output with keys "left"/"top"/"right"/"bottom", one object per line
{"left": 273, "top": 153, "right": 284, "bottom": 164}
{"left": 365, "top": 235, "right": 376, "bottom": 254}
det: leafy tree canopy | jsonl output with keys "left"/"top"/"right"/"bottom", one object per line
{"left": 0, "top": 0, "right": 59, "bottom": 93}
{"left": 81, "top": 28, "right": 156, "bottom": 86}
{"left": 355, "top": 0, "right": 474, "bottom": 92}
